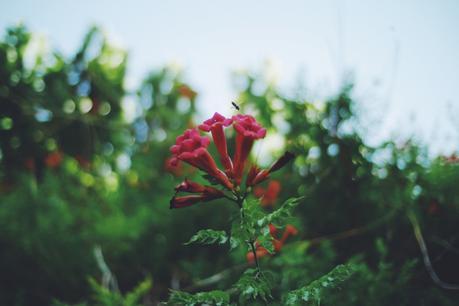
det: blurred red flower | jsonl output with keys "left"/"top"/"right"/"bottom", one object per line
{"left": 178, "top": 85, "right": 197, "bottom": 100}
{"left": 246, "top": 224, "right": 299, "bottom": 263}
{"left": 45, "top": 151, "right": 63, "bottom": 169}
{"left": 254, "top": 180, "right": 281, "bottom": 208}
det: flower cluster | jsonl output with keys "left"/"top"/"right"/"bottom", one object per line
{"left": 169, "top": 112, "right": 294, "bottom": 209}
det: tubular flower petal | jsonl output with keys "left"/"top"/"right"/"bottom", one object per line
{"left": 175, "top": 179, "right": 206, "bottom": 193}
{"left": 170, "top": 188, "right": 224, "bottom": 209}
{"left": 254, "top": 180, "right": 281, "bottom": 208}
{"left": 246, "top": 165, "right": 260, "bottom": 187}
{"left": 165, "top": 157, "right": 183, "bottom": 176}
{"left": 285, "top": 224, "right": 299, "bottom": 235}
{"left": 170, "top": 195, "right": 205, "bottom": 209}
{"left": 199, "top": 113, "right": 233, "bottom": 173}
{"left": 170, "top": 129, "right": 233, "bottom": 189}
{"left": 246, "top": 248, "right": 270, "bottom": 263}
{"left": 247, "top": 151, "right": 296, "bottom": 187}
{"left": 269, "top": 224, "right": 278, "bottom": 235}
{"left": 269, "top": 151, "right": 295, "bottom": 173}
{"left": 273, "top": 239, "right": 283, "bottom": 252}
{"left": 232, "top": 114, "right": 266, "bottom": 185}
{"left": 246, "top": 168, "right": 267, "bottom": 187}
{"left": 175, "top": 179, "right": 224, "bottom": 198}
{"left": 280, "top": 224, "right": 299, "bottom": 244}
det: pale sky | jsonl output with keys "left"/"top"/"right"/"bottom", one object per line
{"left": 1, "top": 0, "right": 458, "bottom": 154}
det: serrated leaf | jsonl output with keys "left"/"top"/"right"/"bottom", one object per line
{"left": 242, "top": 199, "right": 266, "bottom": 227}
{"left": 168, "top": 289, "right": 229, "bottom": 306}
{"left": 185, "top": 229, "right": 228, "bottom": 246}
{"left": 229, "top": 217, "right": 249, "bottom": 251}
{"left": 125, "top": 278, "right": 153, "bottom": 305}
{"left": 229, "top": 236, "right": 241, "bottom": 250}
{"left": 233, "top": 269, "right": 272, "bottom": 302}
{"left": 257, "top": 197, "right": 304, "bottom": 228}
{"left": 257, "top": 232, "right": 274, "bottom": 254}
{"left": 285, "top": 263, "right": 356, "bottom": 305}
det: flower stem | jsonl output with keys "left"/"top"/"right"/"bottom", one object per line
{"left": 235, "top": 195, "right": 262, "bottom": 275}
{"left": 249, "top": 239, "right": 261, "bottom": 276}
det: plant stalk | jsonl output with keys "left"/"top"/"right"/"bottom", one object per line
{"left": 235, "top": 194, "right": 262, "bottom": 275}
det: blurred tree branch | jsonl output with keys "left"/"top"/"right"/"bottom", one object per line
{"left": 408, "top": 211, "right": 459, "bottom": 290}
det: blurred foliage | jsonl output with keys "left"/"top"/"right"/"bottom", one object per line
{"left": 53, "top": 277, "right": 152, "bottom": 306}
{"left": 0, "top": 24, "right": 459, "bottom": 305}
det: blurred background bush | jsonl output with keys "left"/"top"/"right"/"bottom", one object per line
{"left": 0, "top": 11, "right": 458, "bottom": 306}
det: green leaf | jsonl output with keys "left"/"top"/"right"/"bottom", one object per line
{"left": 257, "top": 227, "right": 275, "bottom": 254}
{"left": 242, "top": 199, "right": 266, "bottom": 227}
{"left": 233, "top": 269, "right": 272, "bottom": 302}
{"left": 285, "top": 263, "right": 356, "bottom": 305}
{"left": 257, "top": 197, "right": 304, "bottom": 228}
{"left": 185, "top": 229, "right": 228, "bottom": 246}
{"left": 125, "top": 278, "right": 153, "bottom": 306}
{"left": 229, "top": 236, "right": 241, "bottom": 250}
{"left": 87, "top": 277, "right": 151, "bottom": 306}
{"left": 168, "top": 290, "right": 230, "bottom": 306}
{"left": 229, "top": 210, "right": 251, "bottom": 251}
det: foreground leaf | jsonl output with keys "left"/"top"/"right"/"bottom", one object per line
{"left": 285, "top": 263, "right": 356, "bottom": 305}
{"left": 233, "top": 269, "right": 272, "bottom": 302}
{"left": 257, "top": 197, "right": 304, "bottom": 228}
{"left": 168, "top": 290, "right": 229, "bottom": 306}
{"left": 185, "top": 229, "right": 228, "bottom": 246}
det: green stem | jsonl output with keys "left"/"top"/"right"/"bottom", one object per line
{"left": 235, "top": 195, "right": 262, "bottom": 275}
{"left": 249, "top": 239, "right": 261, "bottom": 276}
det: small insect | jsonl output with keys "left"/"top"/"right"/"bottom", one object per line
{"left": 231, "top": 101, "right": 240, "bottom": 111}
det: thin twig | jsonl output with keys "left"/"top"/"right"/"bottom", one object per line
{"left": 93, "top": 245, "right": 119, "bottom": 293}
{"left": 407, "top": 211, "right": 459, "bottom": 290}
{"left": 249, "top": 240, "right": 262, "bottom": 275}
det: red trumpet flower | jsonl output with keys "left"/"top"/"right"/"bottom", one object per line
{"left": 232, "top": 114, "right": 266, "bottom": 185}
{"left": 165, "top": 157, "right": 184, "bottom": 176}
{"left": 170, "top": 179, "right": 224, "bottom": 209}
{"left": 171, "top": 195, "right": 214, "bottom": 209}
{"left": 246, "top": 247, "right": 270, "bottom": 263}
{"left": 45, "top": 151, "right": 63, "bottom": 169}
{"left": 170, "top": 129, "right": 233, "bottom": 189}
{"left": 199, "top": 112, "right": 233, "bottom": 173}
{"left": 282, "top": 224, "right": 299, "bottom": 240}
{"left": 254, "top": 180, "right": 281, "bottom": 208}
{"left": 246, "top": 151, "right": 295, "bottom": 187}
{"left": 175, "top": 178, "right": 224, "bottom": 196}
